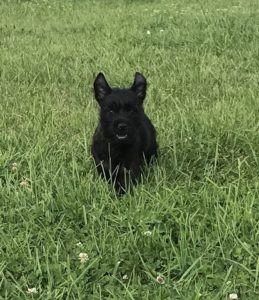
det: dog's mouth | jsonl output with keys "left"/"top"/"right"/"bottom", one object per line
{"left": 116, "top": 133, "right": 128, "bottom": 140}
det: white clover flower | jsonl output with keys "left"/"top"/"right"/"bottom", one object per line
{"left": 122, "top": 274, "right": 128, "bottom": 280}
{"left": 79, "top": 252, "right": 89, "bottom": 264}
{"left": 27, "top": 287, "right": 37, "bottom": 294}
{"left": 11, "top": 163, "right": 18, "bottom": 171}
{"left": 76, "top": 242, "right": 82, "bottom": 247}
{"left": 20, "top": 179, "right": 29, "bottom": 187}
{"left": 146, "top": 30, "right": 151, "bottom": 35}
{"left": 156, "top": 275, "right": 165, "bottom": 284}
{"left": 144, "top": 230, "right": 152, "bottom": 236}
{"left": 229, "top": 294, "right": 238, "bottom": 300}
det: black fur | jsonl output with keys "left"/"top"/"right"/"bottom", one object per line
{"left": 91, "top": 72, "right": 157, "bottom": 193}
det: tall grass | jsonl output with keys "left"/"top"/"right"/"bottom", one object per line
{"left": 1, "top": 0, "right": 259, "bottom": 298}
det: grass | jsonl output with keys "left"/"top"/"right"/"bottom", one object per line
{"left": 1, "top": 0, "right": 259, "bottom": 298}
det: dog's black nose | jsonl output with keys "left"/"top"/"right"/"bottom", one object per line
{"left": 117, "top": 123, "right": 127, "bottom": 132}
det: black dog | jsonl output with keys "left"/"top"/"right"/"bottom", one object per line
{"left": 91, "top": 72, "right": 158, "bottom": 193}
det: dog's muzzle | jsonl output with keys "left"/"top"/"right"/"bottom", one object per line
{"left": 116, "top": 123, "right": 128, "bottom": 140}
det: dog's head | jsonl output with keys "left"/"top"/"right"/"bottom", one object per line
{"left": 93, "top": 72, "right": 147, "bottom": 144}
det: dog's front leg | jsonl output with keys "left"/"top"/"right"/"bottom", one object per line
{"left": 115, "top": 158, "right": 141, "bottom": 193}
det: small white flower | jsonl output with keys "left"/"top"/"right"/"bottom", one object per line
{"left": 160, "top": 29, "right": 164, "bottom": 33}
{"left": 144, "top": 230, "right": 152, "bottom": 236}
{"left": 117, "top": 261, "right": 121, "bottom": 265}
{"left": 146, "top": 30, "right": 151, "bottom": 35}
{"left": 122, "top": 274, "right": 128, "bottom": 280}
{"left": 11, "top": 162, "right": 18, "bottom": 171}
{"left": 20, "top": 179, "right": 29, "bottom": 187}
{"left": 76, "top": 242, "right": 82, "bottom": 247}
{"left": 27, "top": 287, "right": 37, "bottom": 294}
{"left": 79, "top": 252, "right": 89, "bottom": 264}
{"left": 156, "top": 275, "right": 165, "bottom": 284}
{"left": 229, "top": 294, "right": 238, "bottom": 300}
{"left": 184, "top": 137, "right": 192, "bottom": 142}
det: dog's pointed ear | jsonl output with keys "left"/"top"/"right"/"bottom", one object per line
{"left": 131, "top": 72, "right": 147, "bottom": 103}
{"left": 94, "top": 73, "right": 111, "bottom": 103}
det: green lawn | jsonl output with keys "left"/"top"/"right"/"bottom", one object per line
{"left": 1, "top": 0, "right": 259, "bottom": 299}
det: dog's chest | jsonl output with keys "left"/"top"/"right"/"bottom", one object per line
{"left": 100, "top": 144, "right": 134, "bottom": 169}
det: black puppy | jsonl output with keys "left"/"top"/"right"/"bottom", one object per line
{"left": 91, "top": 72, "right": 157, "bottom": 193}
